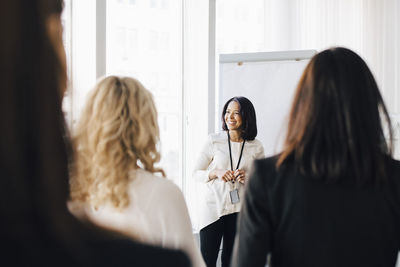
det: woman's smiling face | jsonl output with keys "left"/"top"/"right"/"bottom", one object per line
{"left": 224, "top": 100, "right": 242, "bottom": 131}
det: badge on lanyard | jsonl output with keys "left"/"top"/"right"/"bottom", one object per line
{"left": 229, "top": 188, "right": 240, "bottom": 204}
{"left": 227, "top": 131, "right": 245, "bottom": 204}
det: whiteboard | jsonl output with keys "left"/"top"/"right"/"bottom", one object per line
{"left": 217, "top": 50, "right": 316, "bottom": 157}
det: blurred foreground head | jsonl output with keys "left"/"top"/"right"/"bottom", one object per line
{"left": 0, "top": 0, "right": 70, "bottom": 234}
{"left": 0, "top": 1, "right": 191, "bottom": 265}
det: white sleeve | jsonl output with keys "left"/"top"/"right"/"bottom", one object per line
{"left": 192, "top": 135, "right": 214, "bottom": 183}
{"left": 157, "top": 183, "right": 206, "bottom": 267}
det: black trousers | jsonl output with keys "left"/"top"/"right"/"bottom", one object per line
{"left": 199, "top": 213, "right": 238, "bottom": 267}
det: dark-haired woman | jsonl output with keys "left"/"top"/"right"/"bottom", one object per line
{"left": 232, "top": 47, "right": 400, "bottom": 267}
{"left": 193, "top": 96, "right": 264, "bottom": 267}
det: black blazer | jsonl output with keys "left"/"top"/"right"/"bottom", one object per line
{"left": 232, "top": 156, "right": 400, "bottom": 267}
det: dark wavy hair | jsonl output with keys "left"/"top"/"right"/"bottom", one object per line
{"left": 222, "top": 96, "right": 258, "bottom": 140}
{"left": 277, "top": 47, "right": 393, "bottom": 185}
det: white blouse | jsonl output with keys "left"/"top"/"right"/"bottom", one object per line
{"left": 84, "top": 169, "right": 205, "bottom": 267}
{"left": 193, "top": 131, "right": 265, "bottom": 230}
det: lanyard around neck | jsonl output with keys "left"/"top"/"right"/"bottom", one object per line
{"left": 227, "top": 131, "right": 246, "bottom": 171}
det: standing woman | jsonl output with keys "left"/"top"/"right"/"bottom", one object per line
{"left": 232, "top": 47, "right": 400, "bottom": 267}
{"left": 193, "top": 96, "right": 265, "bottom": 267}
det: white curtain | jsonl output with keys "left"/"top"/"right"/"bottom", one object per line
{"left": 218, "top": 0, "right": 400, "bottom": 113}
{"left": 291, "top": 0, "right": 400, "bottom": 113}
{"left": 260, "top": 0, "right": 400, "bottom": 158}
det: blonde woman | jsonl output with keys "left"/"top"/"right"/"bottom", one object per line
{"left": 70, "top": 76, "right": 205, "bottom": 267}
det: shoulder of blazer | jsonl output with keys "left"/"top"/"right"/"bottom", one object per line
{"left": 254, "top": 156, "right": 278, "bottom": 169}
{"left": 251, "top": 156, "right": 279, "bottom": 184}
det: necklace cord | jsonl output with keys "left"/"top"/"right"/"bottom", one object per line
{"left": 227, "top": 131, "right": 246, "bottom": 183}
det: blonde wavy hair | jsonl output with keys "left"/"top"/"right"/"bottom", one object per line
{"left": 70, "top": 76, "right": 164, "bottom": 210}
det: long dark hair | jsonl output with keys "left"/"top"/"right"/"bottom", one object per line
{"left": 221, "top": 96, "right": 258, "bottom": 140}
{"left": 0, "top": 0, "right": 90, "bottom": 261}
{"left": 277, "top": 47, "right": 393, "bottom": 185}
{"left": 0, "top": 1, "right": 190, "bottom": 266}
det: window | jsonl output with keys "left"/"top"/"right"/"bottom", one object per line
{"left": 216, "top": 0, "right": 266, "bottom": 54}
{"left": 106, "top": 0, "right": 184, "bottom": 187}
{"left": 62, "top": 1, "right": 210, "bottom": 204}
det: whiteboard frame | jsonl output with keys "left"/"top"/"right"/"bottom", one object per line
{"left": 219, "top": 50, "right": 317, "bottom": 64}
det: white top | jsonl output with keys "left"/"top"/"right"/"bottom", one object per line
{"left": 85, "top": 169, "right": 205, "bottom": 267}
{"left": 193, "top": 132, "right": 265, "bottom": 230}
